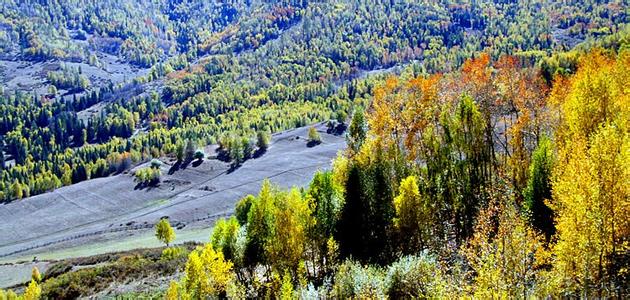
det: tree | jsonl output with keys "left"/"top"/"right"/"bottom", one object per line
{"left": 393, "top": 175, "right": 431, "bottom": 252}
{"left": 182, "top": 244, "right": 234, "bottom": 298}
{"left": 185, "top": 139, "right": 196, "bottom": 161}
{"left": 135, "top": 166, "right": 160, "bottom": 186}
{"left": 241, "top": 137, "right": 253, "bottom": 159}
{"left": 347, "top": 109, "right": 366, "bottom": 153}
{"left": 245, "top": 179, "right": 274, "bottom": 266}
{"left": 194, "top": 150, "right": 204, "bottom": 161}
{"left": 308, "top": 126, "right": 321, "bottom": 146}
{"left": 337, "top": 149, "right": 396, "bottom": 264}
{"left": 256, "top": 130, "right": 271, "bottom": 151}
{"left": 31, "top": 267, "right": 41, "bottom": 283}
{"left": 235, "top": 195, "right": 254, "bottom": 225}
{"left": 165, "top": 281, "right": 179, "bottom": 300}
{"left": 307, "top": 171, "right": 343, "bottom": 243}
{"left": 462, "top": 196, "right": 547, "bottom": 299}
{"left": 10, "top": 181, "right": 23, "bottom": 200}
{"left": 23, "top": 280, "right": 40, "bottom": 300}
{"left": 176, "top": 142, "right": 184, "bottom": 162}
{"left": 210, "top": 217, "right": 240, "bottom": 262}
{"left": 155, "top": 218, "right": 176, "bottom": 247}
{"left": 265, "top": 187, "right": 313, "bottom": 275}
{"left": 548, "top": 50, "right": 629, "bottom": 297}
{"left": 150, "top": 158, "right": 162, "bottom": 169}
{"left": 523, "top": 136, "right": 555, "bottom": 241}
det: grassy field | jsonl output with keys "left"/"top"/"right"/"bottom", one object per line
{"left": 0, "top": 227, "right": 210, "bottom": 288}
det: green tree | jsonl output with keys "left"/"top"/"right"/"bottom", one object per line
{"left": 523, "top": 136, "right": 555, "bottom": 241}
{"left": 308, "top": 126, "right": 321, "bottom": 144}
{"left": 155, "top": 218, "right": 176, "bottom": 247}
{"left": 347, "top": 109, "right": 366, "bottom": 153}
{"left": 235, "top": 195, "right": 254, "bottom": 225}
{"left": 210, "top": 217, "right": 240, "bottom": 261}
{"left": 256, "top": 130, "right": 271, "bottom": 151}
{"left": 183, "top": 244, "right": 234, "bottom": 299}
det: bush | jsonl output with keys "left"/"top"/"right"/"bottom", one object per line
{"left": 134, "top": 167, "right": 161, "bottom": 186}
{"left": 161, "top": 247, "right": 186, "bottom": 261}
{"left": 150, "top": 158, "right": 162, "bottom": 169}
{"left": 194, "top": 150, "right": 204, "bottom": 160}
{"left": 256, "top": 130, "right": 271, "bottom": 151}
{"left": 308, "top": 126, "right": 321, "bottom": 143}
{"left": 385, "top": 254, "right": 448, "bottom": 298}
{"left": 331, "top": 260, "right": 386, "bottom": 299}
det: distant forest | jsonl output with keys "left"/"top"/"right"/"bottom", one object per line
{"left": 0, "top": 0, "right": 625, "bottom": 202}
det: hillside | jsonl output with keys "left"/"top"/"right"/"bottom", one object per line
{"left": 0, "top": 123, "right": 344, "bottom": 287}
{"left": 0, "top": 1, "right": 628, "bottom": 299}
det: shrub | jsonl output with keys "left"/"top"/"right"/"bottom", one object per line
{"left": 385, "top": 254, "right": 448, "bottom": 299}
{"left": 331, "top": 260, "right": 386, "bottom": 299}
{"left": 194, "top": 150, "right": 204, "bottom": 160}
{"left": 308, "top": 126, "right": 321, "bottom": 143}
{"left": 256, "top": 130, "right": 271, "bottom": 151}
{"left": 134, "top": 166, "right": 161, "bottom": 186}
{"left": 161, "top": 247, "right": 186, "bottom": 261}
{"left": 150, "top": 158, "right": 162, "bottom": 169}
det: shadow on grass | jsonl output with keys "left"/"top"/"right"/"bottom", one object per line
{"left": 191, "top": 159, "right": 203, "bottom": 167}
{"left": 307, "top": 140, "right": 321, "bottom": 148}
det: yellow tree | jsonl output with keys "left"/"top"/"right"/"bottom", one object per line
{"left": 182, "top": 244, "right": 235, "bottom": 298}
{"left": 23, "top": 280, "right": 41, "bottom": 300}
{"left": 31, "top": 267, "right": 41, "bottom": 283}
{"left": 266, "top": 188, "right": 314, "bottom": 276}
{"left": 155, "top": 218, "right": 176, "bottom": 247}
{"left": 393, "top": 175, "right": 432, "bottom": 252}
{"left": 549, "top": 49, "right": 629, "bottom": 296}
{"left": 164, "top": 281, "right": 179, "bottom": 300}
{"left": 462, "top": 194, "right": 547, "bottom": 299}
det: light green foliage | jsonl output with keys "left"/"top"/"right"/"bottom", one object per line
{"left": 308, "top": 126, "right": 321, "bottom": 143}
{"left": 347, "top": 109, "right": 366, "bottom": 153}
{"left": 134, "top": 167, "right": 161, "bottom": 186}
{"left": 23, "top": 280, "right": 41, "bottom": 300}
{"left": 155, "top": 219, "right": 176, "bottom": 247}
{"left": 280, "top": 272, "right": 295, "bottom": 300}
{"left": 161, "top": 246, "right": 186, "bottom": 261}
{"left": 385, "top": 254, "right": 449, "bottom": 299}
{"left": 235, "top": 195, "right": 254, "bottom": 225}
{"left": 31, "top": 267, "right": 42, "bottom": 283}
{"left": 244, "top": 180, "right": 314, "bottom": 275}
{"left": 256, "top": 130, "right": 271, "bottom": 151}
{"left": 210, "top": 217, "right": 240, "bottom": 262}
{"left": 332, "top": 260, "right": 386, "bottom": 299}
{"left": 182, "top": 244, "right": 234, "bottom": 299}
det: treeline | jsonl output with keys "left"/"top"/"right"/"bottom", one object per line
{"left": 0, "top": 78, "right": 357, "bottom": 201}
{"left": 46, "top": 64, "right": 90, "bottom": 92}
{"left": 162, "top": 48, "right": 628, "bottom": 299}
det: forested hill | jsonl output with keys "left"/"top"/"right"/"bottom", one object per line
{"left": 0, "top": 1, "right": 628, "bottom": 299}
{"left": 0, "top": 1, "right": 626, "bottom": 202}
{"left": 2, "top": 1, "right": 625, "bottom": 67}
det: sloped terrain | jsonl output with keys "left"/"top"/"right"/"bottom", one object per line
{"left": 0, "top": 123, "right": 344, "bottom": 267}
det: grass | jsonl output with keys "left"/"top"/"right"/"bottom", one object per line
{"left": 0, "top": 227, "right": 211, "bottom": 264}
